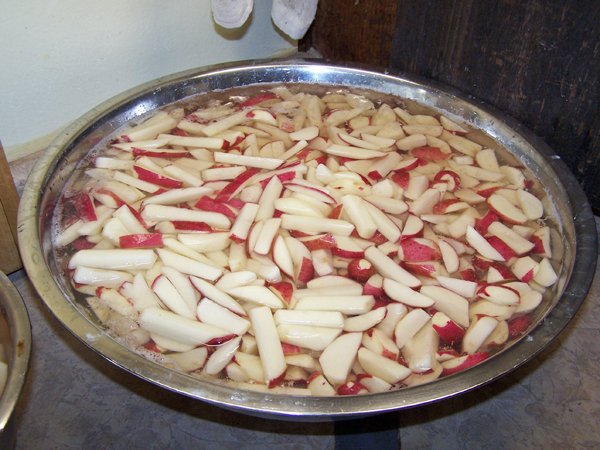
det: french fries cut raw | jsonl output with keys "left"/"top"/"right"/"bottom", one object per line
{"left": 54, "top": 85, "right": 560, "bottom": 396}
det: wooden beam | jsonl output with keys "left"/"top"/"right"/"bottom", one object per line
{"left": 300, "top": 0, "right": 398, "bottom": 68}
{"left": 0, "top": 141, "right": 22, "bottom": 273}
{"left": 390, "top": 0, "right": 600, "bottom": 211}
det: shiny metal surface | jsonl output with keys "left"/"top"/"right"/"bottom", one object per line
{"left": 0, "top": 271, "right": 31, "bottom": 446}
{"left": 17, "top": 59, "right": 597, "bottom": 419}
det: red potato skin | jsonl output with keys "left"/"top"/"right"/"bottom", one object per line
{"left": 477, "top": 283, "right": 520, "bottom": 299}
{"left": 372, "top": 295, "right": 392, "bottom": 309}
{"left": 277, "top": 171, "right": 298, "bottom": 183}
{"left": 432, "top": 199, "right": 461, "bottom": 215}
{"left": 486, "top": 236, "right": 517, "bottom": 260}
{"left": 411, "top": 146, "right": 449, "bottom": 161}
{"left": 530, "top": 235, "right": 544, "bottom": 254}
{"left": 226, "top": 135, "right": 245, "bottom": 150}
{"left": 215, "top": 168, "right": 261, "bottom": 202}
{"left": 369, "top": 231, "right": 390, "bottom": 246}
{"left": 519, "top": 269, "right": 535, "bottom": 283}
{"left": 132, "top": 148, "right": 189, "bottom": 158}
{"left": 133, "top": 165, "right": 183, "bottom": 189}
{"left": 437, "top": 348, "right": 460, "bottom": 359}
{"left": 402, "top": 261, "right": 440, "bottom": 277}
{"left": 238, "top": 92, "right": 279, "bottom": 108}
{"left": 530, "top": 235, "right": 550, "bottom": 255}
{"left": 281, "top": 342, "right": 302, "bottom": 355}
{"left": 269, "top": 281, "right": 294, "bottom": 305}
{"left": 355, "top": 373, "right": 372, "bottom": 383}
{"left": 143, "top": 340, "right": 163, "bottom": 353}
{"left": 69, "top": 192, "right": 97, "bottom": 222}
{"left": 508, "top": 315, "right": 532, "bottom": 339}
{"left": 288, "top": 230, "right": 312, "bottom": 239}
{"left": 441, "top": 352, "right": 489, "bottom": 376}
{"left": 71, "top": 237, "right": 95, "bottom": 251}
{"left": 474, "top": 210, "right": 499, "bottom": 235}
{"left": 393, "top": 158, "right": 420, "bottom": 172}
{"left": 363, "top": 276, "right": 384, "bottom": 298}
{"left": 245, "top": 110, "right": 274, "bottom": 120}
{"left": 292, "top": 148, "right": 311, "bottom": 161}
{"left": 296, "top": 257, "right": 315, "bottom": 284}
{"left": 170, "top": 128, "right": 189, "bottom": 137}
{"left": 488, "top": 261, "right": 516, "bottom": 280}
{"left": 223, "top": 198, "right": 246, "bottom": 210}
{"left": 171, "top": 221, "right": 215, "bottom": 232}
{"left": 337, "top": 381, "right": 368, "bottom": 396}
{"left": 302, "top": 233, "right": 337, "bottom": 251}
{"left": 472, "top": 255, "right": 494, "bottom": 272}
{"left": 368, "top": 169, "right": 384, "bottom": 181}
{"left": 433, "top": 170, "right": 461, "bottom": 192}
{"left": 278, "top": 120, "right": 296, "bottom": 133}
{"left": 126, "top": 204, "right": 148, "bottom": 228}
{"left": 432, "top": 319, "right": 465, "bottom": 346}
{"left": 399, "top": 239, "right": 441, "bottom": 262}
{"left": 332, "top": 247, "right": 364, "bottom": 259}
{"left": 347, "top": 258, "right": 376, "bottom": 282}
{"left": 307, "top": 371, "right": 321, "bottom": 384}
{"left": 278, "top": 160, "right": 303, "bottom": 171}
{"left": 381, "top": 348, "right": 398, "bottom": 361}
{"left": 391, "top": 171, "right": 410, "bottom": 190}
{"left": 96, "top": 188, "right": 125, "bottom": 208}
{"left": 477, "top": 185, "right": 502, "bottom": 198}
{"left": 364, "top": 328, "right": 397, "bottom": 358}
{"left": 268, "top": 370, "right": 287, "bottom": 389}
{"left": 328, "top": 204, "right": 344, "bottom": 219}
{"left": 194, "top": 196, "right": 237, "bottom": 220}
{"left": 295, "top": 148, "right": 324, "bottom": 163}
{"left": 259, "top": 171, "right": 296, "bottom": 188}
{"left": 183, "top": 114, "right": 208, "bottom": 124}
{"left": 460, "top": 269, "right": 478, "bottom": 282}
{"left": 119, "top": 233, "right": 164, "bottom": 249}
{"left": 205, "top": 334, "right": 237, "bottom": 346}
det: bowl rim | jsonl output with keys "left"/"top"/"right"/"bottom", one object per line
{"left": 17, "top": 58, "right": 598, "bottom": 419}
{"left": 0, "top": 272, "right": 32, "bottom": 431}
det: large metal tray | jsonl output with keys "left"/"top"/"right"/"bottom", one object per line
{"left": 17, "top": 59, "right": 597, "bottom": 420}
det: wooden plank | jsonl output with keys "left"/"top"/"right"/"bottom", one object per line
{"left": 390, "top": 0, "right": 600, "bottom": 213}
{"left": 0, "top": 199, "right": 21, "bottom": 274}
{"left": 300, "top": 0, "right": 398, "bottom": 67}
{"left": 0, "top": 141, "right": 22, "bottom": 273}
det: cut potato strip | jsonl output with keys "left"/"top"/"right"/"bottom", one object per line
{"left": 139, "top": 307, "right": 232, "bottom": 346}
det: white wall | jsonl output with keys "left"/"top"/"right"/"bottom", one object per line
{"left": 0, "top": 0, "right": 296, "bottom": 160}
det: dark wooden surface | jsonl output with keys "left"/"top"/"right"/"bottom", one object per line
{"left": 301, "top": 0, "right": 600, "bottom": 212}
{"left": 300, "top": 0, "right": 398, "bottom": 67}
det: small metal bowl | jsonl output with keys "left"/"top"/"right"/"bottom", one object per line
{"left": 0, "top": 272, "right": 32, "bottom": 446}
{"left": 17, "top": 59, "right": 597, "bottom": 420}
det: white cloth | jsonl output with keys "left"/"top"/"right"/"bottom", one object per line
{"left": 271, "top": 0, "right": 319, "bottom": 40}
{"left": 211, "top": 0, "right": 318, "bottom": 40}
{"left": 211, "top": 0, "right": 254, "bottom": 29}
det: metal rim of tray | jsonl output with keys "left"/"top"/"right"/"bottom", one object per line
{"left": 16, "top": 58, "right": 598, "bottom": 420}
{"left": 0, "top": 272, "right": 31, "bottom": 432}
